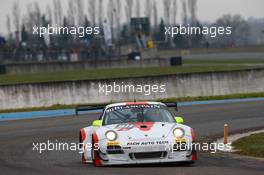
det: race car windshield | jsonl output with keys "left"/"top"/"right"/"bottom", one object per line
{"left": 103, "top": 104, "right": 175, "bottom": 125}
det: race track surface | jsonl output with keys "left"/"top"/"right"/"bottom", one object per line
{"left": 0, "top": 101, "right": 264, "bottom": 175}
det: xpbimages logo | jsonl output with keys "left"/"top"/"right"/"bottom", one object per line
{"left": 165, "top": 24, "right": 232, "bottom": 38}
{"left": 33, "top": 24, "right": 100, "bottom": 38}
{"left": 98, "top": 82, "right": 166, "bottom": 96}
{"left": 32, "top": 140, "right": 232, "bottom": 154}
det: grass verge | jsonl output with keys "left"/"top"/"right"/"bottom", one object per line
{"left": 183, "top": 58, "right": 264, "bottom": 65}
{"left": 0, "top": 65, "right": 262, "bottom": 85}
{"left": 0, "top": 92, "right": 263, "bottom": 113}
{"left": 232, "top": 132, "right": 264, "bottom": 158}
{"left": 158, "top": 46, "right": 264, "bottom": 57}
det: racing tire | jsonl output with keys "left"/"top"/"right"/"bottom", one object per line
{"left": 82, "top": 153, "right": 88, "bottom": 164}
{"left": 80, "top": 131, "right": 88, "bottom": 164}
{"left": 91, "top": 137, "right": 102, "bottom": 167}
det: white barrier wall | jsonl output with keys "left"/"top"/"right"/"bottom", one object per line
{"left": 0, "top": 69, "right": 263, "bottom": 110}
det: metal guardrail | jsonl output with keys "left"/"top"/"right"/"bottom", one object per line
{"left": 75, "top": 105, "right": 105, "bottom": 115}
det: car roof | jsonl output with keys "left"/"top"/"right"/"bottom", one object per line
{"left": 105, "top": 102, "right": 165, "bottom": 109}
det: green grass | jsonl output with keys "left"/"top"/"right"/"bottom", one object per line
{"left": 183, "top": 58, "right": 264, "bottom": 65}
{"left": 158, "top": 46, "right": 264, "bottom": 57}
{"left": 159, "top": 92, "right": 264, "bottom": 103}
{"left": 1, "top": 92, "right": 263, "bottom": 113}
{"left": 232, "top": 132, "right": 264, "bottom": 158}
{"left": 0, "top": 65, "right": 262, "bottom": 85}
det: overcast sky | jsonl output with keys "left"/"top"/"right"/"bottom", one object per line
{"left": 0, "top": 0, "right": 264, "bottom": 36}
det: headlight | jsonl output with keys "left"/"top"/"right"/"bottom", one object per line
{"left": 105, "top": 130, "right": 118, "bottom": 141}
{"left": 173, "top": 128, "right": 185, "bottom": 138}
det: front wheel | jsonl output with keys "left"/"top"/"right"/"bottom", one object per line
{"left": 91, "top": 137, "right": 102, "bottom": 167}
{"left": 80, "top": 131, "right": 88, "bottom": 164}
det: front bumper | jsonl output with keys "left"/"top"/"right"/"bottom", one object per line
{"left": 96, "top": 140, "right": 196, "bottom": 165}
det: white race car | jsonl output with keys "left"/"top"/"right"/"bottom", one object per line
{"left": 78, "top": 102, "right": 197, "bottom": 166}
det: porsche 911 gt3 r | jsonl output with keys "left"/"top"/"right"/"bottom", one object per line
{"left": 78, "top": 102, "right": 197, "bottom": 166}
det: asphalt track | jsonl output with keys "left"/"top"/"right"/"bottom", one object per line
{"left": 0, "top": 101, "right": 264, "bottom": 175}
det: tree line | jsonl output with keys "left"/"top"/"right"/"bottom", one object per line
{"left": 0, "top": 0, "right": 255, "bottom": 62}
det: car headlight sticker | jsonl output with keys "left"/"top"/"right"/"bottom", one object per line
{"left": 173, "top": 128, "right": 185, "bottom": 138}
{"left": 105, "top": 130, "right": 118, "bottom": 141}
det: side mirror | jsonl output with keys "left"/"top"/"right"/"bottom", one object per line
{"left": 92, "top": 120, "right": 102, "bottom": 127}
{"left": 175, "top": 117, "right": 184, "bottom": 124}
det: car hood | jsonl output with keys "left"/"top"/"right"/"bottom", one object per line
{"left": 98, "top": 122, "right": 178, "bottom": 140}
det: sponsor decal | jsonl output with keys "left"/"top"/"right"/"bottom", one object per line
{"left": 106, "top": 104, "right": 161, "bottom": 113}
{"left": 115, "top": 123, "right": 135, "bottom": 131}
{"left": 127, "top": 140, "right": 169, "bottom": 146}
{"left": 115, "top": 122, "right": 155, "bottom": 131}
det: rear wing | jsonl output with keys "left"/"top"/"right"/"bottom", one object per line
{"left": 164, "top": 102, "right": 178, "bottom": 111}
{"left": 75, "top": 102, "right": 177, "bottom": 115}
{"left": 75, "top": 105, "right": 104, "bottom": 115}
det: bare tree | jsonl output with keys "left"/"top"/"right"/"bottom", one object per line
{"left": 135, "top": 0, "right": 141, "bottom": 17}
{"left": 114, "top": 0, "right": 122, "bottom": 36}
{"left": 12, "top": 1, "right": 21, "bottom": 33}
{"left": 163, "top": 0, "right": 171, "bottom": 25}
{"left": 67, "top": 0, "right": 77, "bottom": 26}
{"left": 57, "top": 0, "right": 63, "bottom": 26}
{"left": 46, "top": 5, "right": 53, "bottom": 24}
{"left": 33, "top": 2, "right": 42, "bottom": 26}
{"left": 25, "top": 3, "right": 34, "bottom": 32}
{"left": 107, "top": 0, "right": 115, "bottom": 39}
{"left": 125, "top": 0, "right": 134, "bottom": 23}
{"left": 76, "top": 0, "right": 85, "bottom": 26}
{"left": 53, "top": 0, "right": 63, "bottom": 26}
{"left": 145, "top": 0, "right": 153, "bottom": 18}
{"left": 182, "top": 0, "right": 188, "bottom": 25}
{"left": 214, "top": 14, "right": 249, "bottom": 46}
{"left": 144, "top": 0, "right": 153, "bottom": 34}
{"left": 188, "top": 0, "right": 197, "bottom": 25}
{"left": 24, "top": 2, "right": 42, "bottom": 32}
{"left": 98, "top": 0, "right": 104, "bottom": 27}
{"left": 53, "top": 0, "right": 58, "bottom": 24}
{"left": 152, "top": 0, "right": 158, "bottom": 31}
{"left": 6, "top": 15, "right": 11, "bottom": 37}
{"left": 88, "top": 0, "right": 97, "bottom": 26}
{"left": 171, "top": 0, "right": 177, "bottom": 25}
